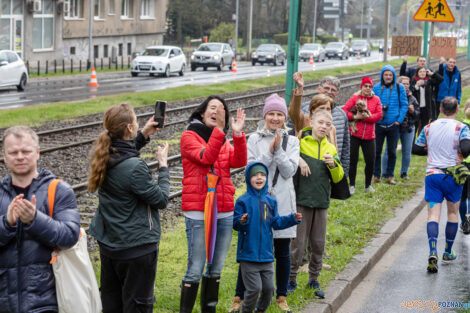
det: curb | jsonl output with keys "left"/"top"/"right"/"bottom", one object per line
{"left": 301, "top": 186, "right": 426, "bottom": 313}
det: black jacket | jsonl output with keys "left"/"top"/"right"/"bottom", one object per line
{"left": 411, "top": 72, "right": 443, "bottom": 113}
{"left": 401, "top": 92, "right": 420, "bottom": 133}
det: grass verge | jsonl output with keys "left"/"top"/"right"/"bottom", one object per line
{"left": 0, "top": 59, "right": 402, "bottom": 128}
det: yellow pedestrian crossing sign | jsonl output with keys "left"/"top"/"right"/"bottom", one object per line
{"left": 414, "top": 0, "right": 455, "bottom": 23}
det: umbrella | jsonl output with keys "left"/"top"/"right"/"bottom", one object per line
{"left": 204, "top": 171, "right": 220, "bottom": 264}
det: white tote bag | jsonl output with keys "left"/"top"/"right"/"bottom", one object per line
{"left": 48, "top": 179, "right": 102, "bottom": 313}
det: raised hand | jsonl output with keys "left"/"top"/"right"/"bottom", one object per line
{"left": 293, "top": 72, "right": 304, "bottom": 89}
{"left": 231, "top": 108, "right": 246, "bottom": 134}
{"left": 270, "top": 129, "right": 282, "bottom": 154}
{"left": 156, "top": 141, "right": 169, "bottom": 168}
{"left": 141, "top": 116, "right": 160, "bottom": 138}
{"left": 403, "top": 55, "right": 408, "bottom": 62}
{"left": 216, "top": 103, "right": 226, "bottom": 131}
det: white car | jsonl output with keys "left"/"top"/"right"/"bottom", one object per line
{"left": 131, "top": 45, "right": 186, "bottom": 77}
{"left": 190, "top": 43, "right": 234, "bottom": 71}
{"left": 0, "top": 50, "right": 28, "bottom": 91}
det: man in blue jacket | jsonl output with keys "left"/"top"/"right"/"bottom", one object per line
{"left": 372, "top": 65, "right": 409, "bottom": 185}
{"left": 436, "top": 57, "right": 461, "bottom": 121}
{"left": 0, "top": 126, "right": 80, "bottom": 313}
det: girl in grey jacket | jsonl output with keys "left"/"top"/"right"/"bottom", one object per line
{"left": 228, "top": 93, "right": 299, "bottom": 313}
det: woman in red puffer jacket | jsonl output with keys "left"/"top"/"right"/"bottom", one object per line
{"left": 179, "top": 95, "right": 247, "bottom": 313}
{"left": 342, "top": 77, "right": 382, "bottom": 194}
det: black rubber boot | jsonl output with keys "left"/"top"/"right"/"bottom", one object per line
{"left": 200, "top": 276, "right": 220, "bottom": 313}
{"left": 179, "top": 281, "right": 199, "bottom": 313}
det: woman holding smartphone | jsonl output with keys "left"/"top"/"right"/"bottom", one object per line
{"left": 88, "top": 103, "right": 170, "bottom": 313}
{"left": 179, "top": 95, "right": 247, "bottom": 313}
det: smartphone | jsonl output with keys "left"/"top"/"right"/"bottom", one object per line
{"left": 154, "top": 100, "right": 167, "bottom": 128}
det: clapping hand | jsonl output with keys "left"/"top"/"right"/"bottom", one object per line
{"left": 16, "top": 195, "right": 37, "bottom": 225}
{"left": 216, "top": 103, "right": 226, "bottom": 131}
{"left": 269, "top": 129, "right": 282, "bottom": 154}
{"left": 156, "top": 141, "right": 169, "bottom": 168}
{"left": 231, "top": 108, "right": 246, "bottom": 134}
{"left": 6, "top": 195, "right": 21, "bottom": 226}
{"left": 241, "top": 213, "right": 248, "bottom": 224}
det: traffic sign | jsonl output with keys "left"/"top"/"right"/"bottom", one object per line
{"left": 413, "top": 0, "right": 455, "bottom": 23}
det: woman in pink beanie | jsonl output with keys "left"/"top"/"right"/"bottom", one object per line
{"left": 228, "top": 93, "right": 300, "bottom": 313}
{"left": 342, "top": 77, "right": 383, "bottom": 194}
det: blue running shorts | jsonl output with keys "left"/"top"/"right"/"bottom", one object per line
{"left": 425, "top": 174, "right": 463, "bottom": 204}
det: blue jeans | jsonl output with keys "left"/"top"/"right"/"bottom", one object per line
{"left": 374, "top": 124, "right": 400, "bottom": 178}
{"left": 381, "top": 126, "right": 415, "bottom": 175}
{"left": 183, "top": 216, "right": 233, "bottom": 282}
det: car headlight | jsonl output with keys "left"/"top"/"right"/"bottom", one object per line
{"left": 190, "top": 55, "right": 195, "bottom": 60}
{"left": 252, "top": 53, "right": 257, "bottom": 58}
{"left": 349, "top": 48, "right": 353, "bottom": 52}
{"left": 267, "top": 54, "right": 273, "bottom": 58}
{"left": 213, "top": 55, "right": 220, "bottom": 60}
{"left": 363, "top": 48, "right": 367, "bottom": 51}
{"left": 131, "top": 60, "right": 136, "bottom": 67}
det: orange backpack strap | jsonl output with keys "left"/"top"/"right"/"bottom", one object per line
{"left": 48, "top": 179, "right": 63, "bottom": 218}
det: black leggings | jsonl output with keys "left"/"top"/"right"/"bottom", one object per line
{"left": 349, "top": 136, "right": 376, "bottom": 188}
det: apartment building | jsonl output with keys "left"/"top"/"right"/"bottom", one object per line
{"left": 0, "top": 0, "right": 168, "bottom": 62}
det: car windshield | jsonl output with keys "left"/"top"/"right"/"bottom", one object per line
{"left": 257, "top": 45, "right": 276, "bottom": 52}
{"left": 352, "top": 41, "right": 367, "bottom": 47}
{"left": 326, "top": 43, "right": 342, "bottom": 49}
{"left": 302, "top": 44, "right": 320, "bottom": 50}
{"left": 142, "top": 48, "right": 168, "bottom": 56}
{"left": 0, "top": 52, "right": 7, "bottom": 63}
{"left": 197, "top": 44, "right": 222, "bottom": 52}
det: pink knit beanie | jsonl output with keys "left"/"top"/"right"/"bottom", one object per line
{"left": 263, "top": 94, "right": 288, "bottom": 118}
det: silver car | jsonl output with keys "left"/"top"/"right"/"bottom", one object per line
{"left": 130, "top": 45, "right": 186, "bottom": 77}
{"left": 190, "top": 43, "right": 234, "bottom": 71}
{"left": 299, "top": 43, "right": 326, "bottom": 62}
{"left": 0, "top": 50, "right": 28, "bottom": 91}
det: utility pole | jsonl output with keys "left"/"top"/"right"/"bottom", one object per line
{"left": 285, "top": 0, "right": 301, "bottom": 105}
{"left": 360, "top": 0, "right": 364, "bottom": 39}
{"left": 366, "top": 1, "right": 372, "bottom": 43}
{"left": 312, "top": 0, "right": 318, "bottom": 43}
{"left": 88, "top": 0, "right": 93, "bottom": 70}
{"left": 383, "top": 0, "right": 389, "bottom": 62}
{"left": 247, "top": 0, "right": 253, "bottom": 60}
{"left": 340, "top": 0, "right": 345, "bottom": 42}
{"left": 235, "top": 0, "right": 239, "bottom": 56}
{"left": 467, "top": 9, "right": 469, "bottom": 61}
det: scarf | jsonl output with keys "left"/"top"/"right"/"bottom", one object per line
{"left": 413, "top": 75, "right": 429, "bottom": 88}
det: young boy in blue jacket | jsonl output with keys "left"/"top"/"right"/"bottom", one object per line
{"left": 233, "top": 162, "right": 302, "bottom": 313}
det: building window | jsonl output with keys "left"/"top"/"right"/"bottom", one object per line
{"left": 121, "top": 0, "right": 133, "bottom": 18}
{"left": 33, "top": 0, "right": 54, "bottom": 50}
{"left": 70, "top": 46, "right": 76, "bottom": 55}
{"left": 118, "top": 43, "right": 123, "bottom": 56}
{"left": 65, "top": 0, "right": 84, "bottom": 18}
{"left": 109, "top": 0, "right": 115, "bottom": 14}
{"left": 94, "top": 45, "right": 99, "bottom": 58}
{"left": 93, "top": 0, "right": 100, "bottom": 18}
{"left": 127, "top": 42, "right": 132, "bottom": 55}
{"left": 2, "top": 0, "right": 23, "bottom": 15}
{"left": 140, "top": 0, "right": 154, "bottom": 18}
{"left": 104, "top": 44, "right": 108, "bottom": 57}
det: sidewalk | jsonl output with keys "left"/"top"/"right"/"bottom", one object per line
{"left": 302, "top": 187, "right": 426, "bottom": 313}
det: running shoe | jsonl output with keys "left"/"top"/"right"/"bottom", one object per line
{"left": 442, "top": 249, "right": 457, "bottom": 262}
{"left": 307, "top": 279, "right": 325, "bottom": 299}
{"left": 427, "top": 252, "right": 438, "bottom": 273}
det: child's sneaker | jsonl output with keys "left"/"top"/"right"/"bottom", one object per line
{"left": 276, "top": 296, "right": 292, "bottom": 312}
{"left": 286, "top": 280, "right": 297, "bottom": 294}
{"left": 427, "top": 252, "right": 438, "bottom": 273}
{"left": 442, "top": 249, "right": 457, "bottom": 262}
{"left": 307, "top": 279, "right": 325, "bottom": 298}
{"left": 228, "top": 296, "right": 242, "bottom": 313}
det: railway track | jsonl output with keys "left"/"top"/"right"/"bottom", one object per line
{"left": 1, "top": 55, "right": 469, "bottom": 229}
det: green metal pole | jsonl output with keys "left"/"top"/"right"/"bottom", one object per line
{"left": 423, "top": 21, "right": 429, "bottom": 59}
{"left": 467, "top": 11, "right": 470, "bottom": 61}
{"left": 285, "top": 0, "right": 301, "bottom": 105}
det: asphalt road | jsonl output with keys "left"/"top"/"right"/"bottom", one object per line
{"left": 337, "top": 203, "right": 470, "bottom": 313}
{"left": 0, "top": 51, "right": 395, "bottom": 109}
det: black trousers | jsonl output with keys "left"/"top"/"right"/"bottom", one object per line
{"left": 100, "top": 248, "right": 158, "bottom": 313}
{"left": 349, "top": 136, "right": 376, "bottom": 188}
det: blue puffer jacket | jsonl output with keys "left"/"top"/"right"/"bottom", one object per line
{"left": 0, "top": 169, "right": 80, "bottom": 313}
{"left": 233, "top": 162, "right": 300, "bottom": 263}
{"left": 437, "top": 63, "right": 461, "bottom": 103}
{"left": 373, "top": 65, "right": 409, "bottom": 125}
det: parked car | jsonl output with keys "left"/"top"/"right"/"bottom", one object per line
{"left": 190, "top": 43, "right": 234, "bottom": 71}
{"left": 0, "top": 50, "right": 28, "bottom": 91}
{"left": 378, "top": 39, "right": 391, "bottom": 53}
{"left": 299, "top": 43, "right": 325, "bottom": 62}
{"left": 130, "top": 45, "right": 186, "bottom": 77}
{"left": 349, "top": 40, "right": 371, "bottom": 57}
{"left": 325, "top": 42, "right": 349, "bottom": 60}
{"left": 251, "top": 44, "right": 286, "bottom": 66}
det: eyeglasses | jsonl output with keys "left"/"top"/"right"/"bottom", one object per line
{"left": 321, "top": 85, "right": 338, "bottom": 93}
{"left": 362, "top": 84, "right": 372, "bottom": 88}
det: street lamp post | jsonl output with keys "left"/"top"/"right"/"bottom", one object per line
{"left": 88, "top": 0, "right": 93, "bottom": 70}
{"left": 234, "top": 0, "right": 239, "bottom": 56}
{"left": 406, "top": 3, "right": 420, "bottom": 35}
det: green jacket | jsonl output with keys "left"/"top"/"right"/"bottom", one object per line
{"left": 296, "top": 127, "right": 344, "bottom": 209}
{"left": 89, "top": 157, "right": 170, "bottom": 248}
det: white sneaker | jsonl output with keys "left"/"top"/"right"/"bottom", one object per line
{"left": 364, "top": 185, "right": 375, "bottom": 193}
{"left": 349, "top": 186, "right": 355, "bottom": 195}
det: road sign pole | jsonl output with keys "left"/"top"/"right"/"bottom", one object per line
{"left": 285, "top": 0, "right": 301, "bottom": 105}
{"left": 423, "top": 21, "right": 429, "bottom": 58}
{"left": 467, "top": 10, "right": 470, "bottom": 61}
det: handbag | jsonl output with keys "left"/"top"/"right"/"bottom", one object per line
{"left": 330, "top": 174, "right": 351, "bottom": 200}
{"left": 48, "top": 179, "right": 102, "bottom": 313}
